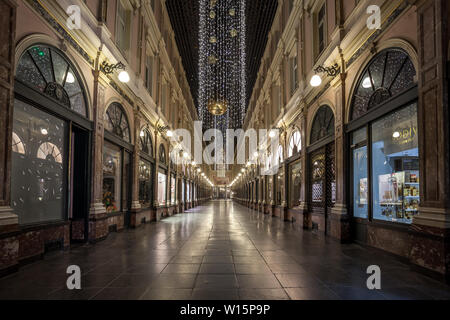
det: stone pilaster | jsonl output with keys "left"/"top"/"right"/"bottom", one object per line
{"left": 410, "top": 0, "right": 450, "bottom": 283}
{"left": 88, "top": 64, "right": 108, "bottom": 242}
{"left": 329, "top": 68, "right": 350, "bottom": 242}
{"left": 298, "top": 113, "right": 310, "bottom": 228}
{"left": 0, "top": 0, "right": 19, "bottom": 275}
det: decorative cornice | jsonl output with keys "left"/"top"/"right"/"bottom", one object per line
{"left": 27, "top": 0, "right": 94, "bottom": 66}
{"left": 346, "top": 1, "right": 408, "bottom": 68}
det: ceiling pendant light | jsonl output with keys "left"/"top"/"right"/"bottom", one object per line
{"left": 208, "top": 100, "right": 228, "bottom": 116}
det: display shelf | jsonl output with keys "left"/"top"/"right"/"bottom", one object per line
{"left": 380, "top": 202, "right": 402, "bottom": 206}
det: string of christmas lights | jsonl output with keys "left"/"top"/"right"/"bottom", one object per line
{"left": 198, "top": 0, "right": 246, "bottom": 133}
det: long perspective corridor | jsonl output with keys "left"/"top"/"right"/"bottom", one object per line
{"left": 0, "top": 200, "right": 448, "bottom": 300}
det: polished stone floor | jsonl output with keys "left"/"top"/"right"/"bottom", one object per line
{"left": 0, "top": 200, "right": 449, "bottom": 300}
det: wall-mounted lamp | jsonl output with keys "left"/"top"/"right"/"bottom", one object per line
{"left": 310, "top": 63, "right": 340, "bottom": 87}
{"left": 100, "top": 61, "right": 130, "bottom": 83}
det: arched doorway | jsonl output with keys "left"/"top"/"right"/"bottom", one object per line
{"left": 12, "top": 44, "right": 91, "bottom": 243}
{"left": 308, "top": 105, "right": 335, "bottom": 233}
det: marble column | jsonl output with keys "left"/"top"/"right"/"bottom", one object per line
{"left": 410, "top": 0, "right": 450, "bottom": 283}
{"left": 0, "top": 0, "right": 19, "bottom": 276}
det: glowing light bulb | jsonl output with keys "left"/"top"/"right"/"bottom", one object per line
{"left": 310, "top": 75, "right": 322, "bottom": 87}
{"left": 140, "top": 130, "right": 145, "bottom": 137}
{"left": 393, "top": 131, "right": 401, "bottom": 138}
{"left": 118, "top": 71, "right": 130, "bottom": 83}
{"left": 166, "top": 130, "right": 173, "bottom": 137}
{"left": 40, "top": 128, "right": 48, "bottom": 135}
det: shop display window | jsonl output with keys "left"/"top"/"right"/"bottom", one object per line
{"left": 276, "top": 166, "right": 284, "bottom": 205}
{"left": 182, "top": 180, "right": 185, "bottom": 202}
{"left": 371, "top": 103, "right": 419, "bottom": 224}
{"left": 11, "top": 99, "right": 67, "bottom": 224}
{"left": 103, "top": 142, "right": 122, "bottom": 213}
{"left": 290, "top": 161, "right": 302, "bottom": 207}
{"left": 352, "top": 128, "right": 368, "bottom": 219}
{"left": 157, "top": 171, "right": 167, "bottom": 206}
{"left": 139, "top": 160, "right": 152, "bottom": 208}
{"left": 268, "top": 176, "right": 273, "bottom": 201}
{"left": 171, "top": 176, "right": 176, "bottom": 205}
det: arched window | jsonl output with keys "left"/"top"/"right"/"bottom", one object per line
{"left": 159, "top": 144, "right": 167, "bottom": 164}
{"left": 288, "top": 130, "right": 301, "bottom": 157}
{"left": 105, "top": 102, "right": 131, "bottom": 142}
{"left": 12, "top": 132, "right": 26, "bottom": 155}
{"left": 16, "top": 45, "right": 87, "bottom": 117}
{"left": 139, "top": 128, "right": 153, "bottom": 156}
{"left": 351, "top": 49, "right": 416, "bottom": 120}
{"left": 277, "top": 145, "right": 284, "bottom": 164}
{"left": 310, "top": 105, "right": 335, "bottom": 145}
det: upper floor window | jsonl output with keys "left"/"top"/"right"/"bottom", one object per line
{"left": 145, "top": 56, "right": 153, "bottom": 95}
{"left": 317, "top": 3, "right": 326, "bottom": 56}
{"left": 161, "top": 82, "right": 167, "bottom": 114}
{"left": 290, "top": 57, "right": 298, "bottom": 96}
{"left": 288, "top": 130, "right": 301, "bottom": 157}
{"left": 116, "top": 0, "right": 131, "bottom": 54}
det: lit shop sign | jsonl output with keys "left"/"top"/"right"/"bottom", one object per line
{"left": 393, "top": 126, "right": 417, "bottom": 145}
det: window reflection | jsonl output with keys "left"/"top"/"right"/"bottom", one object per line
{"left": 103, "top": 142, "right": 121, "bottom": 213}
{"left": 11, "top": 99, "right": 67, "bottom": 224}
{"left": 139, "top": 160, "right": 152, "bottom": 208}
{"left": 372, "top": 103, "right": 419, "bottom": 224}
{"left": 158, "top": 171, "right": 167, "bottom": 206}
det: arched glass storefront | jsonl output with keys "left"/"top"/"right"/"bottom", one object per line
{"left": 308, "top": 105, "right": 335, "bottom": 233}
{"left": 157, "top": 144, "right": 168, "bottom": 206}
{"left": 287, "top": 130, "right": 302, "bottom": 208}
{"left": 138, "top": 128, "right": 153, "bottom": 209}
{"left": 12, "top": 44, "right": 91, "bottom": 238}
{"left": 103, "top": 102, "right": 132, "bottom": 227}
{"left": 347, "top": 48, "right": 418, "bottom": 231}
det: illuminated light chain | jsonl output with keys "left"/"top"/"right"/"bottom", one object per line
{"left": 198, "top": 0, "right": 247, "bottom": 137}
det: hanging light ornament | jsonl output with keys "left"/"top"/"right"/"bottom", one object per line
{"left": 208, "top": 55, "right": 218, "bottom": 64}
{"left": 230, "top": 28, "right": 238, "bottom": 38}
{"left": 209, "top": 10, "right": 216, "bottom": 19}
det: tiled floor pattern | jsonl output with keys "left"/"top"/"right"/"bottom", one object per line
{"left": 0, "top": 200, "right": 449, "bottom": 300}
